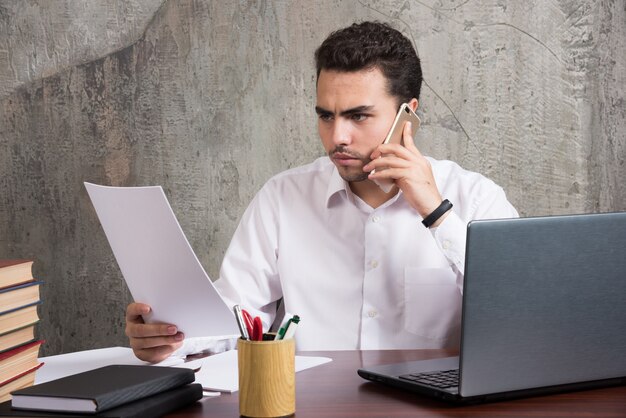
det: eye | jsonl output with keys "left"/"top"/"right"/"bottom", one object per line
{"left": 318, "top": 113, "right": 333, "bottom": 122}
{"left": 351, "top": 113, "right": 367, "bottom": 122}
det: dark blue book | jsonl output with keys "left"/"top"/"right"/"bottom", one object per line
{"left": 0, "top": 383, "right": 202, "bottom": 417}
{"left": 0, "top": 302, "right": 40, "bottom": 338}
{"left": 0, "top": 282, "right": 42, "bottom": 316}
{"left": 10, "top": 365, "right": 195, "bottom": 414}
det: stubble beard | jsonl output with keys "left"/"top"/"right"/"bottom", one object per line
{"left": 329, "top": 146, "right": 372, "bottom": 182}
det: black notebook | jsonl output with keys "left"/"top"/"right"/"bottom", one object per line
{"left": 0, "top": 383, "right": 202, "bottom": 418}
{"left": 10, "top": 365, "right": 195, "bottom": 414}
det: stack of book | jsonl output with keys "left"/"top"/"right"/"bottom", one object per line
{"left": 0, "top": 260, "right": 44, "bottom": 402}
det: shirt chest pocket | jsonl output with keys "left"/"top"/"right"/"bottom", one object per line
{"left": 403, "top": 267, "right": 462, "bottom": 340}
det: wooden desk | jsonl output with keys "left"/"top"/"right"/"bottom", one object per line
{"left": 170, "top": 350, "right": 626, "bottom": 417}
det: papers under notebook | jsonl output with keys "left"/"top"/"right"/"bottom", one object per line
{"left": 37, "top": 347, "right": 332, "bottom": 394}
{"left": 84, "top": 183, "right": 238, "bottom": 339}
{"left": 36, "top": 347, "right": 156, "bottom": 384}
{"left": 191, "top": 350, "right": 333, "bottom": 393}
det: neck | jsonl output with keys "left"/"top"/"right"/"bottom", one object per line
{"left": 349, "top": 179, "right": 398, "bottom": 209}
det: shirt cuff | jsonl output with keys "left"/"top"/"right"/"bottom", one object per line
{"left": 171, "top": 336, "right": 238, "bottom": 358}
{"left": 430, "top": 211, "right": 467, "bottom": 275}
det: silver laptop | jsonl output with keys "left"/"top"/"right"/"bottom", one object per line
{"left": 358, "top": 212, "right": 626, "bottom": 403}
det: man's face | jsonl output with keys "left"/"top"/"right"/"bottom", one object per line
{"left": 316, "top": 68, "right": 399, "bottom": 183}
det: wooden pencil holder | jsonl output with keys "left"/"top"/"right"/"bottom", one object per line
{"left": 238, "top": 337, "right": 295, "bottom": 417}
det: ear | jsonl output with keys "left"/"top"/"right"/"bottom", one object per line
{"left": 408, "top": 98, "right": 419, "bottom": 112}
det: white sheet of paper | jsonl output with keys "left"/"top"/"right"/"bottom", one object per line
{"left": 193, "top": 350, "right": 333, "bottom": 393}
{"left": 37, "top": 347, "right": 331, "bottom": 395}
{"left": 84, "top": 183, "right": 238, "bottom": 338}
{"left": 36, "top": 347, "right": 148, "bottom": 384}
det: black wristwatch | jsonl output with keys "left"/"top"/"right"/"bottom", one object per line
{"left": 421, "top": 199, "right": 453, "bottom": 228}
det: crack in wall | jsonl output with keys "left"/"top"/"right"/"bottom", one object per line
{"left": 411, "top": 0, "right": 563, "bottom": 65}
{"left": 422, "top": 79, "right": 483, "bottom": 156}
{"left": 357, "top": 0, "right": 484, "bottom": 156}
{"left": 469, "top": 21, "right": 561, "bottom": 64}
{"left": 428, "top": 0, "right": 474, "bottom": 12}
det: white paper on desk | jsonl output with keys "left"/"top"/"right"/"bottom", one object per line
{"left": 193, "top": 350, "right": 333, "bottom": 392}
{"left": 85, "top": 183, "right": 239, "bottom": 338}
{"left": 36, "top": 347, "right": 148, "bottom": 384}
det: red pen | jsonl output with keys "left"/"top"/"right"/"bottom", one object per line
{"left": 252, "top": 316, "right": 263, "bottom": 341}
{"left": 242, "top": 309, "right": 263, "bottom": 341}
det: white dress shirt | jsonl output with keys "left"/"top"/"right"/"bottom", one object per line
{"left": 177, "top": 156, "right": 518, "bottom": 355}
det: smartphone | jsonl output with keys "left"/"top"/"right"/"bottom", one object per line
{"left": 382, "top": 103, "right": 421, "bottom": 146}
{"left": 372, "top": 103, "right": 421, "bottom": 192}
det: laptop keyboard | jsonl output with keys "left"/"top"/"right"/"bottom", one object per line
{"left": 399, "top": 369, "right": 459, "bottom": 389}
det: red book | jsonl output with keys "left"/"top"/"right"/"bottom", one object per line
{"left": 0, "top": 363, "right": 43, "bottom": 403}
{"left": 0, "top": 340, "right": 43, "bottom": 385}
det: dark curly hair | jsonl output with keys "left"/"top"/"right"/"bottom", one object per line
{"left": 314, "top": 21, "right": 422, "bottom": 105}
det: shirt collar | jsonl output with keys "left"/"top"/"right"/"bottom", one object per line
{"left": 325, "top": 165, "right": 403, "bottom": 210}
{"left": 325, "top": 165, "right": 350, "bottom": 208}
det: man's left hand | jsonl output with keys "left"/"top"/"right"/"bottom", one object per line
{"left": 364, "top": 122, "right": 446, "bottom": 221}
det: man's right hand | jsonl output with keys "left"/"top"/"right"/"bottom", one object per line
{"left": 125, "top": 303, "right": 184, "bottom": 363}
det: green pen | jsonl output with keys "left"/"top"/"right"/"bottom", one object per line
{"left": 274, "top": 317, "right": 294, "bottom": 340}
{"left": 282, "top": 315, "right": 300, "bottom": 339}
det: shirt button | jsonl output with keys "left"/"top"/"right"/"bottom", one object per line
{"left": 372, "top": 216, "right": 381, "bottom": 223}
{"left": 370, "top": 260, "right": 379, "bottom": 269}
{"left": 442, "top": 240, "right": 451, "bottom": 250}
{"left": 367, "top": 310, "right": 378, "bottom": 318}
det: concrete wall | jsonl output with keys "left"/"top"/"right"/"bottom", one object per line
{"left": 1, "top": 0, "right": 624, "bottom": 356}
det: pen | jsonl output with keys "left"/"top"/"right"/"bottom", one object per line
{"left": 282, "top": 315, "right": 300, "bottom": 340}
{"left": 274, "top": 317, "right": 292, "bottom": 341}
{"left": 241, "top": 308, "right": 264, "bottom": 341}
{"left": 251, "top": 316, "right": 263, "bottom": 341}
{"left": 233, "top": 305, "right": 249, "bottom": 340}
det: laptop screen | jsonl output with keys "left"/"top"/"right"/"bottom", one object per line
{"left": 459, "top": 212, "right": 626, "bottom": 397}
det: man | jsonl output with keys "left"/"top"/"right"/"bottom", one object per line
{"left": 126, "top": 21, "right": 518, "bottom": 362}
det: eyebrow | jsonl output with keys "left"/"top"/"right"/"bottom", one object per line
{"left": 315, "top": 105, "right": 375, "bottom": 117}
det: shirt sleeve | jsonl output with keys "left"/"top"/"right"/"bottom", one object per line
{"left": 212, "top": 181, "right": 283, "bottom": 331}
{"left": 429, "top": 184, "right": 519, "bottom": 282}
{"left": 171, "top": 336, "right": 238, "bottom": 358}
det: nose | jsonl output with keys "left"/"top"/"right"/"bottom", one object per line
{"left": 329, "top": 119, "right": 352, "bottom": 146}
